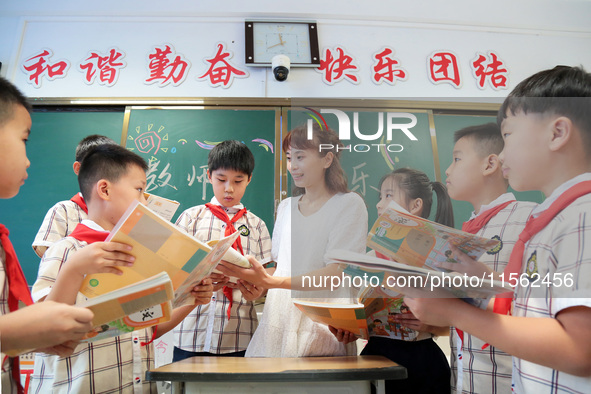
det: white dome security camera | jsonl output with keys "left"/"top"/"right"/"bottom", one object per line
{"left": 272, "top": 54, "right": 290, "bottom": 82}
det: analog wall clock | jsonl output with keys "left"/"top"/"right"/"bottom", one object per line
{"left": 245, "top": 21, "right": 320, "bottom": 66}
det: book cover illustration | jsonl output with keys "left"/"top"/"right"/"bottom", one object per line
{"left": 77, "top": 271, "right": 174, "bottom": 342}
{"left": 361, "top": 286, "right": 417, "bottom": 341}
{"left": 367, "top": 201, "right": 500, "bottom": 271}
{"left": 79, "top": 200, "right": 237, "bottom": 306}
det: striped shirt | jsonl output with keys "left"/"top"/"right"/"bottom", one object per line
{"left": 172, "top": 199, "right": 272, "bottom": 354}
{"left": 32, "top": 198, "right": 87, "bottom": 257}
{"left": 29, "top": 221, "right": 156, "bottom": 394}
{"left": 450, "top": 194, "right": 536, "bottom": 394}
{"left": 512, "top": 174, "right": 591, "bottom": 393}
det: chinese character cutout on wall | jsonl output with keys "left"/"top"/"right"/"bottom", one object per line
{"left": 197, "top": 42, "right": 249, "bottom": 88}
{"left": 471, "top": 51, "right": 509, "bottom": 90}
{"left": 371, "top": 47, "right": 408, "bottom": 86}
{"left": 316, "top": 46, "right": 360, "bottom": 85}
{"left": 78, "top": 47, "right": 126, "bottom": 86}
{"left": 428, "top": 51, "right": 462, "bottom": 88}
{"left": 21, "top": 48, "right": 70, "bottom": 88}
{"left": 145, "top": 44, "right": 191, "bottom": 87}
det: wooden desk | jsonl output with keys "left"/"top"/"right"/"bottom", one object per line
{"left": 146, "top": 355, "right": 407, "bottom": 394}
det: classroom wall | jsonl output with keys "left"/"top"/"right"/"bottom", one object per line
{"left": 1, "top": 0, "right": 590, "bottom": 99}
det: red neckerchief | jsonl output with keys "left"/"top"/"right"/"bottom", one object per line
{"left": 480, "top": 181, "right": 591, "bottom": 350}
{"left": 69, "top": 223, "right": 109, "bottom": 243}
{"left": 0, "top": 224, "right": 34, "bottom": 394}
{"left": 70, "top": 193, "right": 88, "bottom": 214}
{"left": 205, "top": 203, "right": 247, "bottom": 320}
{"left": 455, "top": 199, "right": 514, "bottom": 348}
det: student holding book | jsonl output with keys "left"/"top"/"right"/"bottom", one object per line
{"left": 29, "top": 144, "right": 214, "bottom": 393}
{"left": 0, "top": 76, "right": 96, "bottom": 394}
{"left": 218, "top": 123, "right": 368, "bottom": 357}
{"left": 438, "top": 123, "right": 536, "bottom": 393}
{"left": 171, "top": 140, "right": 272, "bottom": 361}
{"left": 406, "top": 66, "right": 591, "bottom": 393}
{"left": 330, "top": 167, "right": 453, "bottom": 394}
{"left": 32, "top": 134, "right": 117, "bottom": 257}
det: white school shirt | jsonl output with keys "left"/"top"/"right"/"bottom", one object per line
{"left": 32, "top": 196, "right": 87, "bottom": 257}
{"left": 512, "top": 173, "right": 591, "bottom": 394}
{"left": 29, "top": 219, "right": 156, "bottom": 394}
{"left": 450, "top": 193, "right": 536, "bottom": 394}
{"left": 246, "top": 193, "right": 368, "bottom": 357}
{"left": 172, "top": 198, "right": 272, "bottom": 354}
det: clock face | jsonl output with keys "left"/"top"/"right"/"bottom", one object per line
{"left": 245, "top": 21, "right": 320, "bottom": 66}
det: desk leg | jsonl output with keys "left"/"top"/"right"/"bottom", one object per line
{"left": 373, "top": 379, "right": 385, "bottom": 394}
{"left": 171, "top": 381, "right": 183, "bottom": 394}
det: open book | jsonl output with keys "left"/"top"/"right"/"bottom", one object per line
{"left": 367, "top": 201, "right": 501, "bottom": 271}
{"left": 207, "top": 239, "right": 252, "bottom": 284}
{"left": 79, "top": 200, "right": 238, "bottom": 307}
{"left": 144, "top": 192, "right": 180, "bottom": 222}
{"left": 293, "top": 299, "right": 369, "bottom": 339}
{"left": 77, "top": 271, "right": 174, "bottom": 342}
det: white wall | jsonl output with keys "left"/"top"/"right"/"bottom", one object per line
{"left": 1, "top": 0, "right": 590, "bottom": 99}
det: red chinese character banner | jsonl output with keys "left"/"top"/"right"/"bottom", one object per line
{"left": 316, "top": 46, "right": 360, "bottom": 85}
{"left": 21, "top": 48, "right": 70, "bottom": 88}
{"left": 78, "top": 47, "right": 126, "bottom": 86}
{"left": 197, "top": 42, "right": 249, "bottom": 88}
{"left": 371, "top": 47, "right": 408, "bottom": 85}
{"left": 145, "top": 44, "right": 191, "bottom": 87}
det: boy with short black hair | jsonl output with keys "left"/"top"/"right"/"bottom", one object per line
{"left": 29, "top": 144, "right": 213, "bottom": 392}
{"left": 0, "top": 76, "right": 94, "bottom": 393}
{"left": 172, "top": 140, "right": 272, "bottom": 361}
{"left": 441, "top": 122, "right": 536, "bottom": 393}
{"left": 32, "top": 134, "right": 117, "bottom": 257}
{"left": 407, "top": 65, "right": 591, "bottom": 393}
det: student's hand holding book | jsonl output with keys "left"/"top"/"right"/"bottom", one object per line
{"left": 66, "top": 241, "right": 136, "bottom": 277}
{"left": 0, "top": 301, "right": 94, "bottom": 356}
{"left": 328, "top": 325, "right": 358, "bottom": 345}
{"left": 217, "top": 256, "right": 287, "bottom": 289}
{"left": 190, "top": 278, "right": 214, "bottom": 305}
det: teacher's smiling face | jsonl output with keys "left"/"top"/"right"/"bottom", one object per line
{"left": 286, "top": 147, "right": 332, "bottom": 190}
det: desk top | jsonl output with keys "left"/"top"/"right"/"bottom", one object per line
{"left": 146, "top": 355, "right": 407, "bottom": 382}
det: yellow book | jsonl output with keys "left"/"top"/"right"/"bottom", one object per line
{"left": 367, "top": 200, "right": 500, "bottom": 271}
{"left": 292, "top": 299, "right": 369, "bottom": 339}
{"left": 79, "top": 200, "right": 238, "bottom": 307}
{"left": 77, "top": 271, "right": 174, "bottom": 342}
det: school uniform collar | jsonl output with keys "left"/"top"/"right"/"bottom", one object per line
{"left": 469, "top": 192, "right": 516, "bottom": 220}
{"left": 531, "top": 172, "right": 591, "bottom": 218}
{"left": 80, "top": 219, "right": 107, "bottom": 232}
{"left": 210, "top": 197, "right": 244, "bottom": 215}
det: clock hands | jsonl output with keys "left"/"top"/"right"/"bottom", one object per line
{"left": 267, "top": 33, "right": 286, "bottom": 49}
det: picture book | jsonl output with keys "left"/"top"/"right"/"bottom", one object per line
{"left": 79, "top": 200, "right": 238, "bottom": 307}
{"left": 77, "top": 272, "right": 174, "bottom": 342}
{"left": 292, "top": 299, "right": 369, "bottom": 339}
{"left": 207, "top": 239, "right": 252, "bottom": 284}
{"left": 328, "top": 249, "right": 512, "bottom": 299}
{"left": 144, "top": 192, "right": 180, "bottom": 221}
{"left": 367, "top": 201, "right": 501, "bottom": 271}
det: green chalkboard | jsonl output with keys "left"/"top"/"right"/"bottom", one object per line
{"left": 288, "top": 108, "right": 438, "bottom": 229}
{"left": 123, "top": 107, "right": 279, "bottom": 235}
{"left": 433, "top": 113, "right": 544, "bottom": 226}
{"left": 0, "top": 109, "right": 125, "bottom": 283}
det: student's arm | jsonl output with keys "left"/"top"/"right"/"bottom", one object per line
{"left": 44, "top": 241, "right": 136, "bottom": 305}
{"left": 393, "top": 312, "right": 450, "bottom": 336}
{"left": 0, "top": 301, "right": 93, "bottom": 353}
{"left": 404, "top": 297, "right": 591, "bottom": 376}
{"left": 155, "top": 278, "right": 214, "bottom": 337}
